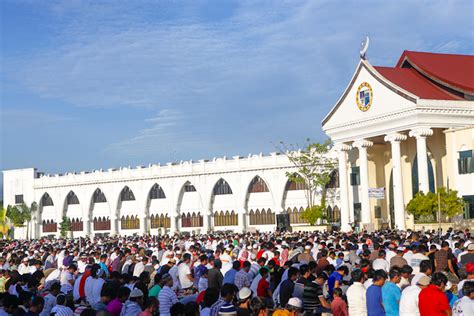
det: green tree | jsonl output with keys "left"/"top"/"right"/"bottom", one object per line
{"left": 407, "top": 187, "right": 464, "bottom": 222}
{"left": 59, "top": 216, "right": 72, "bottom": 237}
{"left": 0, "top": 204, "right": 11, "bottom": 238}
{"left": 6, "top": 203, "right": 32, "bottom": 239}
{"left": 279, "top": 139, "right": 336, "bottom": 225}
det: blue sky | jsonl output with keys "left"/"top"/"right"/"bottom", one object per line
{"left": 1, "top": 0, "right": 473, "bottom": 193}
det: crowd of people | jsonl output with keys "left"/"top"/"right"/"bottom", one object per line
{"left": 0, "top": 227, "right": 473, "bottom": 316}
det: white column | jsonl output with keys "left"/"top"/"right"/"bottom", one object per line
{"left": 335, "top": 143, "right": 352, "bottom": 231}
{"left": 139, "top": 215, "right": 147, "bottom": 235}
{"left": 83, "top": 217, "right": 91, "bottom": 237}
{"left": 238, "top": 210, "right": 246, "bottom": 233}
{"left": 353, "top": 140, "right": 374, "bottom": 226}
{"left": 170, "top": 214, "right": 178, "bottom": 234}
{"left": 385, "top": 133, "right": 408, "bottom": 230}
{"left": 409, "top": 128, "right": 433, "bottom": 194}
{"left": 202, "top": 211, "right": 209, "bottom": 233}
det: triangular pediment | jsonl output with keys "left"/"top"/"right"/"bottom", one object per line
{"left": 322, "top": 60, "right": 419, "bottom": 131}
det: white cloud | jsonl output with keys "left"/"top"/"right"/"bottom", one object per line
{"left": 3, "top": 0, "right": 473, "bottom": 159}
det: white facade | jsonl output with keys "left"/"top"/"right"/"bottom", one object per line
{"left": 3, "top": 152, "right": 339, "bottom": 238}
{"left": 323, "top": 54, "right": 474, "bottom": 231}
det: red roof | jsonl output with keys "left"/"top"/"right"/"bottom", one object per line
{"left": 374, "top": 66, "right": 463, "bottom": 100}
{"left": 396, "top": 50, "right": 474, "bottom": 95}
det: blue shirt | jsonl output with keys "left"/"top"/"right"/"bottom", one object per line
{"left": 367, "top": 284, "right": 385, "bottom": 316}
{"left": 327, "top": 271, "right": 343, "bottom": 297}
{"left": 382, "top": 282, "right": 401, "bottom": 316}
{"left": 223, "top": 268, "right": 238, "bottom": 285}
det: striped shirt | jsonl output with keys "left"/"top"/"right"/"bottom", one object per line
{"left": 302, "top": 280, "right": 324, "bottom": 312}
{"left": 158, "top": 285, "right": 178, "bottom": 316}
{"left": 210, "top": 298, "right": 228, "bottom": 316}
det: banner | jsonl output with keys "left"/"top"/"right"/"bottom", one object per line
{"left": 368, "top": 187, "right": 385, "bottom": 199}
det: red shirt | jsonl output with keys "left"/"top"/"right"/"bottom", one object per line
{"left": 257, "top": 278, "right": 270, "bottom": 297}
{"left": 418, "top": 284, "right": 450, "bottom": 316}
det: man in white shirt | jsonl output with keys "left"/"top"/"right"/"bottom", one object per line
{"left": 385, "top": 245, "right": 397, "bottom": 264}
{"left": 347, "top": 269, "right": 367, "bottom": 316}
{"left": 453, "top": 281, "right": 474, "bottom": 316}
{"left": 177, "top": 254, "right": 194, "bottom": 290}
{"left": 60, "top": 265, "right": 77, "bottom": 294}
{"left": 85, "top": 266, "right": 105, "bottom": 309}
{"left": 399, "top": 275, "right": 430, "bottom": 316}
{"left": 409, "top": 245, "right": 429, "bottom": 274}
{"left": 40, "top": 282, "right": 61, "bottom": 316}
{"left": 18, "top": 258, "right": 29, "bottom": 275}
{"left": 373, "top": 250, "right": 390, "bottom": 272}
{"left": 133, "top": 257, "right": 147, "bottom": 278}
{"left": 411, "top": 260, "right": 433, "bottom": 286}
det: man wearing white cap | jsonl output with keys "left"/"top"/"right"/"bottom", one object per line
{"left": 120, "top": 288, "right": 143, "bottom": 316}
{"left": 399, "top": 275, "right": 430, "bottom": 316}
{"left": 273, "top": 297, "right": 303, "bottom": 316}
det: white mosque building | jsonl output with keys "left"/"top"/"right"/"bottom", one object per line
{"left": 2, "top": 152, "right": 340, "bottom": 238}
{"left": 3, "top": 48, "right": 474, "bottom": 237}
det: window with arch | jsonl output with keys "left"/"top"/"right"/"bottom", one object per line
{"left": 213, "top": 179, "right": 233, "bottom": 195}
{"left": 325, "top": 170, "right": 339, "bottom": 189}
{"left": 41, "top": 193, "right": 54, "bottom": 206}
{"left": 248, "top": 176, "right": 269, "bottom": 193}
{"left": 249, "top": 208, "right": 275, "bottom": 225}
{"left": 184, "top": 184, "right": 196, "bottom": 192}
{"left": 150, "top": 214, "right": 170, "bottom": 228}
{"left": 93, "top": 189, "right": 107, "bottom": 203}
{"left": 325, "top": 206, "right": 333, "bottom": 223}
{"left": 120, "top": 187, "right": 136, "bottom": 201}
{"left": 149, "top": 184, "right": 166, "bottom": 199}
{"left": 286, "top": 175, "right": 307, "bottom": 191}
{"left": 66, "top": 191, "right": 79, "bottom": 205}
{"left": 93, "top": 217, "right": 111, "bottom": 231}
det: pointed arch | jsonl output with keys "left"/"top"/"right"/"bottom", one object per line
{"left": 149, "top": 183, "right": 166, "bottom": 199}
{"left": 120, "top": 186, "right": 135, "bottom": 201}
{"left": 92, "top": 188, "right": 107, "bottom": 203}
{"left": 248, "top": 176, "right": 269, "bottom": 193}
{"left": 285, "top": 173, "right": 307, "bottom": 191}
{"left": 325, "top": 169, "right": 339, "bottom": 189}
{"left": 326, "top": 206, "right": 333, "bottom": 223}
{"left": 249, "top": 209, "right": 255, "bottom": 225}
{"left": 40, "top": 192, "right": 54, "bottom": 207}
{"left": 213, "top": 178, "right": 233, "bottom": 195}
{"left": 66, "top": 191, "right": 80, "bottom": 205}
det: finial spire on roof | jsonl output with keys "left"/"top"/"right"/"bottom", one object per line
{"left": 360, "top": 36, "right": 369, "bottom": 59}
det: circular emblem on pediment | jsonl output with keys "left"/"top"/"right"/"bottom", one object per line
{"left": 356, "top": 82, "right": 373, "bottom": 112}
